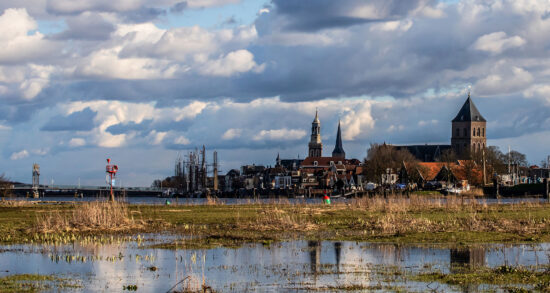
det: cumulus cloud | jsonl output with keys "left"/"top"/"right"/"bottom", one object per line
{"left": 472, "top": 31, "right": 526, "bottom": 54}
{"left": 174, "top": 135, "right": 191, "bottom": 145}
{"left": 3, "top": 0, "right": 550, "bottom": 185}
{"left": 68, "top": 138, "right": 86, "bottom": 147}
{"left": 475, "top": 65, "right": 533, "bottom": 95}
{"left": 10, "top": 150, "right": 29, "bottom": 160}
{"left": 0, "top": 8, "right": 58, "bottom": 63}
{"left": 222, "top": 128, "right": 242, "bottom": 140}
{"left": 147, "top": 130, "right": 167, "bottom": 145}
{"left": 340, "top": 102, "right": 375, "bottom": 140}
{"left": 199, "top": 50, "right": 264, "bottom": 77}
{"left": 253, "top": 128, "right": 307, "bottom": 141}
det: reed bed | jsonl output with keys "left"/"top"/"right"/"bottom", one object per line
{"left": 35, "top": 201, "right": 142, "bottom": 233}
{"left": 0, "top": 199, "right": 36, "bottom": 207}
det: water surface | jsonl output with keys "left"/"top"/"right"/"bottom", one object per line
{"left": 1, "top": 239, "right": 548, "bottom": 292}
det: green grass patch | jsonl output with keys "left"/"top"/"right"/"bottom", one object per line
{"left": 0, "top": 274, "right": 81, "bottom": 292}
{"left": 0, "top": 199, "right": 550, "bottom": 247}
{"left": 413, "top": 265, "right": 550, "bottom": 291}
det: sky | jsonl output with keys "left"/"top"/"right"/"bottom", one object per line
{"left": 1, "top": 0, "right": 550, "bottom": 186}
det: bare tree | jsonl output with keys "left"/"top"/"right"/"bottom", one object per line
{"left": 364, "top": 143, "right": 419, "bottom": 184}
{"left": 440, "top": 149, "right": 457, "bottom": 164}
{"left": 0, "top": 174, "right": 12, "bottom": 199}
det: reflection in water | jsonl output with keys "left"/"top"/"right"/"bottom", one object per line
{"left": 334, "top": 242, "right": 342, "bottom": 273}
{"left": 308, "top": 241, "right": 321, "bottom": 274}
{"left": 450, "top": 247, "right": 486, "bottom": 271}
{"left": 450, "top": 247, "right": 487, "bottom": 293}
{"left": 0, "top": 240, "right": 548, "bottom": 292}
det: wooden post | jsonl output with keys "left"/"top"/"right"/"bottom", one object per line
{"left": 545, "top": 178, "right": 549, "bottom": 202}
{"left": 482, "top": 148, "right": 487, "bottom": 186}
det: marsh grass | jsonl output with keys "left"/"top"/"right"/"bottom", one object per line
{"left": 35, "top": 201, "right": 142, "bottom": 233}
{"left": 0, "top": 199, "right": 36, "bottom": 207}
{"left": 413, "top": 265, "right": 550, "bottom": 290}
{"left": 0, "top": 274, "right": 81, "bottom": 292}
{"left": 244, "top": 205, "right": 319, "bottom": 232}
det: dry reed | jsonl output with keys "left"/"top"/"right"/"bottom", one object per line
{"left": 35, "top": 201, "right": 141, "bottom": 233}
{"left": 240, "top": 206, "right": 318, "bottom": 232}
{"left": 0, "top": 199, "right": 36, "bottom": 207}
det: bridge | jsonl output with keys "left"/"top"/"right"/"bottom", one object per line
{"left": 9, "top": 184, "right": 164, "bottom": 197}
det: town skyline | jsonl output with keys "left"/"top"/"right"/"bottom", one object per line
{"left": 1, "top": 0, "right": 550, "bottom": 186}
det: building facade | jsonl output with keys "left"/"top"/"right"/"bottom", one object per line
{"left": 395, "top": 93, "right": 487, "bottom": 161}
{"left": 451, "top": 93, "right": 487, "bottom": 157}
{"left": 308, "top": 110, "right": 323, "bottom": 157}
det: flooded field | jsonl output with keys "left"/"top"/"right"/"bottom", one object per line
{"left": 0, "top": 238, "right": 549, "bottom": 292}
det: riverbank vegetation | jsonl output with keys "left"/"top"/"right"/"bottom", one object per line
{"left": 0, "top": 274, "right": 81, "bottom": 292}
{"left": 0, "top": 196, "right": 549, "bottom": 247}
{"left": 412, "top": 265, "right": 550, "bottom": 292}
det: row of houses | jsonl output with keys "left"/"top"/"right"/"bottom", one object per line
{"left": 222, "top": 155, "right": 366, "bottom": 194}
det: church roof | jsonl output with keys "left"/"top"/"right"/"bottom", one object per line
{"left": 452, "top": 94, "right": 486, "bottom": 122}
{"left": 395, "top": 144, "right": 452, "bottom": 162}
{"left": 332, "top": 121, "right": 345, "bottom": 156}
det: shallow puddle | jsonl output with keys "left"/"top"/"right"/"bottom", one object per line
{"left": 0, "top": 239, "right": 548, "bottom": 292}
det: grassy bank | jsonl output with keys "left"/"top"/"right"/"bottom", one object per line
{"left": 1, "top": 196, "right": 550, "bottom": 247}
{"left": 412, "top": 265, "right": 550, "bottom": 292}
{"left": 0, "top": 274, "right": 81, "bottom": 292}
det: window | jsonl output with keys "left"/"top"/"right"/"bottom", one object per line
{"left": 456, "top": 128, "right": 460, "bottom": 137}
{"left": 463, "top": 128, "right": 467, "bottom": 137}
{"left": 338, "top": 161, "right": 342, "bottom": 165}
{"left": 472, "top": 128, "right": 475, "bottom": 136}
{"left": 477, "top": 128, "right": 480, "bottom": 136}
{"left": 313, "top": 161, "right": 318, "bottom": 166}
{"left": 482, "top": 128, "right": 485, "bottom": 137}
{"left": 330, "top": 161, "right": 334, "bottom": 166}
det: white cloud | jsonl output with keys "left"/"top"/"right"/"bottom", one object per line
{"left": 68, "top": 138, "right": 86, "bottom": 147}
{"left": 222, "top": 128, "right": 243, "bottom": 140}
{"left": 370, "top": 20, "right": 413, "bottom": 32}
{"left": 10, "top": 150, "right": 29, "bottom": 160}
{"left": 31, "top": 148, "right": 49, "bottom": 155}
{"left": 77, "top": 47, "right": 179, "bottom": 79}
{"left": 0, "top": 124, "right": 11, "bottom": 131}
{"left": 173, "top": 101, "right": 209, "bottom": 121}
{"left": 340, "top": 102, "right": 375, "bottom": 140}
{"left": 476, "top": 65, "right": 533, "bottom": 95}
{"left": 199, "top": 50, "right": 264, "bottom": 77}
{"left": 253, "top": 128, "right": 306, "bottom": 141}
{"left": 147, "top": 130, "right": 167, "bottom": 145}
{"left": 524, "top": 84, "right": 550, "bottom": 105}
{"left": 0, "top": 8, "right": 58, "bottom": 63}
{"left": 418, "top": 119, "right": 438, "bottom": 126}
{"left": 472, "top": 31, "right": 526, "bottom": 54}
{"left": 174, "top": 135, "right": 191, "bottom": 145}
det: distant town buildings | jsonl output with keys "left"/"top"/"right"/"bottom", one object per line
{"left": 395, "top": 93, "right": 487, "bottom": 162}
{"left": 152, "top": 92, "right": 548, "bottom": 197}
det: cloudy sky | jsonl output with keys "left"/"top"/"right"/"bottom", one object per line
{"left": 1, "top": 0, "right": 550, "bottom": 186}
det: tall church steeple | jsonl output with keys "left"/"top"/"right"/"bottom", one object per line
{"left": 332, "top": 120, "right": 345, "bottom": 159}
{"left": 451, "top": 91, "right": 487, "bottom": 158}
{"left": 308, "top": 109, "right": 323, "bottom": 157}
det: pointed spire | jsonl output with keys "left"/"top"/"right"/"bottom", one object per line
{"left": 313, "top": 108, "right": 320, "bottom": 123}
{"left": 332, "top": 120, "right": 345, "bottom": 158}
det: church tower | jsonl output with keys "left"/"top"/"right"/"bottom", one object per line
{"left": 308, "top": 110, "right": 323, "bottom": 157}
{"left": 451, "top": 92, "right": 487, "bottom": 158}
{"left": 332, "top": 120, "right": 345, "bottom": 159}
